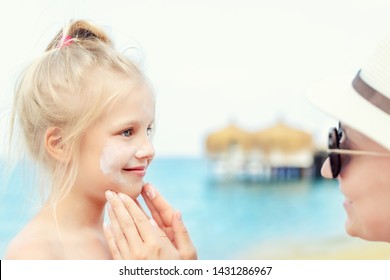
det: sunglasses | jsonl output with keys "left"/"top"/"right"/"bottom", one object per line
{"left": 327, "top": 123, "right": 390, "bottom": 178}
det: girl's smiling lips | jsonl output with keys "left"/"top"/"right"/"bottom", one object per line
{"left": 122, "top": 166, "right": 146, "bottom": 177}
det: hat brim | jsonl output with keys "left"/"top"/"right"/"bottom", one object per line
{"left": 307, "top": 74, "right": 390, "bottom": 151}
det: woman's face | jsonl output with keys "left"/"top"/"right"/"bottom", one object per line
{"left": 321, "top": 125, "right": 390, "bottom": 242}
{"left": 76, "top": 70, "right": 155, "bottom": 200}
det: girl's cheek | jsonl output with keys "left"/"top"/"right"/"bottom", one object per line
{"left": 100, "top": 141, "right": 121, "bottom": 176}
{"left": 100, "top": 140, "right": 134, "bottom": 176}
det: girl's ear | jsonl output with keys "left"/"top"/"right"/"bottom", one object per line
{"left": 45, "top": 127, "right": 68, "bottom": 162}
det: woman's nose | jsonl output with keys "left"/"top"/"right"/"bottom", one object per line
{"left": 321, "top": 157, "right": 334, "bottom": 179}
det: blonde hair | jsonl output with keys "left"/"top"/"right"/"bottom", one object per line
{"left": 10, "top": 19, "right": 147, "bottom": 206}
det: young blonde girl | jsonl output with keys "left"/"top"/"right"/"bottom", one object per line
{"left": 5, "top": 19, "right": 197, "bottom": 260}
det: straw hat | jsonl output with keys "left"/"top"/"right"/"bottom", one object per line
{"left": 307, "top": 33, "right": 390, "bottom": 150}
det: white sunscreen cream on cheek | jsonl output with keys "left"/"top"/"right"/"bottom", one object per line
{"left": 100, "top": 140, "right": 130, "bottom": 186}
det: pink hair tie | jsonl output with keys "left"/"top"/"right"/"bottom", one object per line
{"left": 57, "top": 35, "right": 73, "bottom": 48}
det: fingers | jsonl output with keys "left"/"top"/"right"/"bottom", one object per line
{"left": 104, "top": 190, "right": 184, "bottom": 260}
{"left": 142, "top": 183, "right": 175, "bottom": 227}
{"left": 134, "top": 199, "right": 151, "bottom": 219}
{"left": 134, "top": 198, "right": 171, "bottom": 238}
{"left": 106, "top": 190, "right": 157, "bottom": 243}
{"left": 103, "top": 223, "right": 122, "bottom": 260}
{"left": 172, "top": 211, "right": 198, "bottom": 260}
{"left": 106, "top": 191, "right": 143, "bottom": 246}
{"left": 108, "top": 201, "right": 137, "bottom": 260}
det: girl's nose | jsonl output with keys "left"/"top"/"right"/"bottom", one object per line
{"left": 321, "top": 157, "right": 334, "bottom": 179}
{"left": 135, "top": 138, "right": 155, "bottom": 160}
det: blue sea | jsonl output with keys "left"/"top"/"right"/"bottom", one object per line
{"left": 0, "top": 157, "right": 345, "bottom": 259}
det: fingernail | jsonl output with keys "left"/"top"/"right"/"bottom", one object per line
{"left": 145, "top": 184, "right": 155, "bottom": 200}
{"left": 118, "top": 193, "right": 126, "bottom": 202}
{"left": 105, "top": 190, "right": 114, "bottom": 200}
{"left": 176, "top": 211, "right": 182, "bottom": 221}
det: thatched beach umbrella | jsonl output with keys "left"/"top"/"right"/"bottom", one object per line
{"left": 252, "top": 122, "right": 313, "bottom": 153}
{"left": 205, "top": 124, "right": 252, "bottom": 154}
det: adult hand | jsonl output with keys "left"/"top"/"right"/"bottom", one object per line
{"left": 141, "top": 183, "right": 197, "bottom": 260}
{"left": 103, "top": 187, "right": 197, "bottom": 260}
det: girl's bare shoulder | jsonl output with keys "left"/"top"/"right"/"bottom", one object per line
{"left": 4, "top": 215, "right": 63, "bottom": 259}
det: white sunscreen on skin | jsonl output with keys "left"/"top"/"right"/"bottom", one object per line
{"left": 100, "top": 140, "right": 129, "bottom": 186}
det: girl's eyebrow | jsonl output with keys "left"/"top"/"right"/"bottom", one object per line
{"left": 113, "top": 120, "right": 138, "bottom": 129}
{"left": 113, "top": 119, "right": 155, "bottom": 130}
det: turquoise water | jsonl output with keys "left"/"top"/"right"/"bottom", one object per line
{"left": 0, "top": 157, "right": 344, "bottom": 259}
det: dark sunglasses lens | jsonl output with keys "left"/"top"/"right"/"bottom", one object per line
{"left": 328, "top": 128, "right": 341, "bottom": 178}
{"left": 329, "top": 153, "right": 340, "bottom": 178}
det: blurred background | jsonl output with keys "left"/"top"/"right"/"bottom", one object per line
{"left": 2, "top": 0, "right": 390, "bottom": 259}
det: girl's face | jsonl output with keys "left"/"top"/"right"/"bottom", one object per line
{"left": 321, "top": 125, "right": 390, "bottom": 242}
{"left": 76, "top": 70, "right": 155, "bottom": 200}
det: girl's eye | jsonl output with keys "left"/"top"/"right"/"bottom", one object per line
{"left": 121, "top": 128, "right": 133, "bottom": 137}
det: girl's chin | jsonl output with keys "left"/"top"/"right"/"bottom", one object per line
{"left": 115, "top": 182, "right": 143, "bottom": 199}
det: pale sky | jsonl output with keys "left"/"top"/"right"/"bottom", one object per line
{"left": 1, "top": 0, "right": 390, "bottom": 157}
